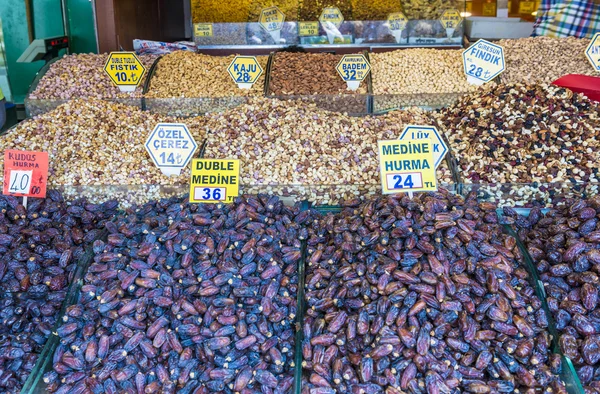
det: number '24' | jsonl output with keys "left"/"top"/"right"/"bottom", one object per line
{"left": 393, "top": 174, "right": 414, "bottom": 189}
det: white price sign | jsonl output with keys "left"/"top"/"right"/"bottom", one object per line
{"left": 8, "top": 170, "right": 33, "bottom": 195}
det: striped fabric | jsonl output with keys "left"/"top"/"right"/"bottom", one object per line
{"left": 533, "top": 0, "right": 600, "bottom": 38}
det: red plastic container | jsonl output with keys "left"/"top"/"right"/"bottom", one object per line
{"left": 552, "top": 74, "right": 600, "bottom": 101}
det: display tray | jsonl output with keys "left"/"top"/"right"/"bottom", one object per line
{"left": 24, "top": 57, "right": 153, "bottom": 117}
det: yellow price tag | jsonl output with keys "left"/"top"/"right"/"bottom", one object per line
{"left": 483, "top": 2, "right": 496, "bottom": 16}
{"left": 103, "top": 52, "right": 146, "bottom": 90}
{"left": 586, "top": 33, "right": 600, "bottom": 72}
{"left": 194, "top": 23, "right": 213, "bottom": 37}
{"left": 227, "top": 56, "right": 264, "bottom": 89}
{"left": 319, "top": 7, "right": 344, "bottom": 28}
{"left": 298, "top": 22, "right": 319, "bottom": 36}
{"left": 335, "top": 54, "right": 371, "bottom": 91}
{"left": 189, "top": 159, "right": 240, "bottom": 204}
{"left": 387, "top": 12, "right": 408, "bottom": 31}
{"left": 519, "top": 1, "right": 535, "bottom": 13}
{"left": 259, "top": 6, "right": 285, "bottom": 32}
{"left": 440, "top": 9, "right": 463, "bottom": 30}
{"left": 378, "top": 139, "right": 437, "bottom": 194}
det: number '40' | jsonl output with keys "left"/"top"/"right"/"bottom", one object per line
{"left": 393, "top": 174, "right": 414, "bottom": 189}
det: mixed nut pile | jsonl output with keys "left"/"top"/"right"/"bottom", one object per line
{"left": 508, "top": 198, "right": 600, "bottom": 394}
{"left": 0, "top": 192, "right": 117, "bottom": 393}
{"left": 302, "top": 191, "right": 566, "bottom": 393}
{"left": 203, "top": 98, "right": 454, "bottom": 204}
{"left": 0, "top": 99, "right": 206, "bottom": 189}
{"left": 437, "top": 83, "right": 600, "bottom": 206}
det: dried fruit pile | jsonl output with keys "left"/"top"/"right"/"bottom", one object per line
{"left": 507, "top": 198, "right": 600, "bottom": 393}
{"left": 302, "top": 191, "right": 566, "bottom": 393}
{"left": 47, "top": 195, "right": 308, "bottom": 393}
{"left": 0, "top": 192, "right": 117, "bottom": 393}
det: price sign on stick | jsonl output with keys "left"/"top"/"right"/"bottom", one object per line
{"left": 387, "top": 12, "right": 408, "bottom": 44}
{"left": 259, "top": 6, "right": 285, "bottom": 43}
{"left": 586, "top": 33, "right": 600, "bottom": 72}
{"left": 103, "top": 52, "right": 146, "bottom": 92}
{"left": 189, "top": 159, "right": 240, "bottom": 204}
{"left": 378, "top": 139, "right": 437, "bottom": 198}
{"left": 227, "top": 56, "right": 264, "bottom": 90}
{"left": 440, "top": 9, "right": 462, "bottom": 37}
{"left": 462, "top": 39, "right": 506, "bottom": 85}
{"left": 145, "top": 123, "right": 198, "bottom": 177}
{"left": 399, "top": 125, "right": 448, "bottom": 170}
{"left": 3, "top": 150, "right": 49, "bottom": 206}
{"left": 336, "top": 54, "right": 371, "bottom": 91}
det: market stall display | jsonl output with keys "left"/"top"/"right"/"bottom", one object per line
{"left": 498, "top": 37, "right": 595, "bottom": 85}
{"left": 268, "top": 52, "right": 370, "bottom": 114}
{"left": 0, "top": 192, "right": 117, "bottom": 393}
{"left": 45, "top": 194, "right": 305, "bottom": 394}
{"left": 302, "top": 191, "right": 567, "bottom": 392}
{"left": 437, "top": 83, "right": 600, "bottom": 206}
{"left": 26, "top": 53, "right": 157, "bottom": 116}
{"left": 203, "top": 98, "right": 454, "bottom": 205}
{"left": 145, "top": 52, "right": 268, "bottom": 116}
{"left": 506, "top": 200, "right": 600, "bottom": 394}
{"left": 370, "top": 48, "right": 477, "bottom": 111}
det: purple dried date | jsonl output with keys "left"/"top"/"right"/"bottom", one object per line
{"left": 512, "top": 197, "right": 600, "bottom": 392}
{"left": 302, "top": 191, "right": 565, "bottom": 393}
{"left": 48, "top": 195, "right": 307, "bottom": 393}
{"left": 0, "top": 192, "right": 116, "bottom": 393}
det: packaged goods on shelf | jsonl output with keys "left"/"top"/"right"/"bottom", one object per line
{"left": 46, "top": 194, "right": 306, "bottom": 394}
{"left": 0, "top": 99, "right": 206, "bottom": 195}
{"left": 498, "top": 37, "right": 595, "bottom": 85}
{"left": 145, "top": 52, "right": 268, "bottom": 116}
{"left": 505, "top": 200, "right": 600, "bottom": 393}
{"left": 437, "top": 83, "right": 600, "bottom": 206}
{"left": 26, "top": 53, "right": 157, "bottom": 116}
{"left": 203, "top": 98, "right": 454, "bottom": 205}
{"left": 268, "top": 52, "right": 369, "bottom": 114}
{"left": 191, "top": 0, "right": 252, "bottom": 23}
{"left": 370, "top": 48, "right": 477, "bottom": 111}
{"left": 302, "top": 191, "right": 567, "bottom": 393}
{"left": 0, "top": 191, "right": 117, "bottom": 393}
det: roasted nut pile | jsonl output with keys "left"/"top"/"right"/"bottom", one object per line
{"left": 270, "top": 52, "right": 367, "bottom": 96}
{"left": 0, "top": 99, "right": 206, "bottom": 189}
{"left": 498, "top": 37, "right": 595, "bottom": 85}
{"left": 269, "top": 52, "right": 369, "bottom": 114}
{"left": 438, "top": 83, "right": 600, "bottom": 205}
{"left": 46, "top": 195, "right": 307, "bottom": 393}
{"left": 146, "top": 52, "right": 267, "bottom": 98}
{"left": 203, "top": 98, "right": 453, "bottom": 204}
{"left": 302, "top": 191, "right": 566, "bottom": 393}
{"left": 371, "top": 48, "right": 477, "bottom": 111}
{"left": 29, "top": 53, "right": 156, "bottom": 100}
{"left": 371, "top": 49, "right": 476, "bottom": 95}
{"left": 506, "top": 199, "right": 600, "bottom": 393}
{"left": 0, "top": 191, "right": 117, "bottom": 393}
